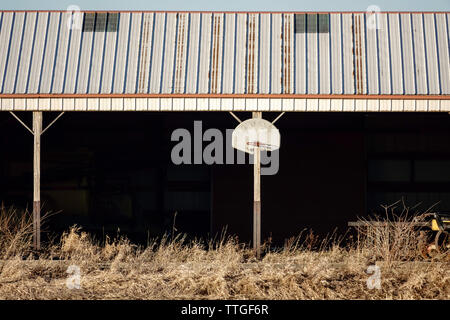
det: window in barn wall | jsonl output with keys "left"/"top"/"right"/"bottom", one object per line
{"left": 83, "top": 12, "right": 119, "bottom": 32}
{"left": 367, "top": 132, "right": 450, "bottom": 214}
{"left": 294, "top": 13, "right": 330, "bottom": 33}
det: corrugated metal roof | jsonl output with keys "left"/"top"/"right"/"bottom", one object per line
{"left": 0, "top": 11, "right": 448, "bottom": 95}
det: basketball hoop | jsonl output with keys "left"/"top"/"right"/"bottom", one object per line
{"left": 231, "top": 114, "right": 282, "bottom": 260}
{"left": 232, "top": 118, "right": 280, "bottom": 154}
{"left": 246, "top": 141, "right": 278, "bottom": 153}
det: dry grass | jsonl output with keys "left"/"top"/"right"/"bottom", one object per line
{"left": 0, "top": 205, "right": 448, "bottom": 300}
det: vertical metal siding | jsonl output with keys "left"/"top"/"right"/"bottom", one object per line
{"left": 353, "top": 13, "right": 367, "bottom": 94}
{"left": 271, "top": 14, "right": 282, "bottom": 94}
{"left": 342, "top": 14, "right": 354, "bottom": 94}
{"left": 51, "top": 12, "right": 71, "bottom": 93}
{"left": 161, "top": 13, "right": 177, "bottom": 93}
{"left": 100, "top": 13, "right": 120, "bottom": 93}
{"left": 148, "top": 13, "right": 165, "bottom": 93}
{"left": 213, "top": 13, "right": 225, "bottom": 94}
{"left": 28, "top": 12, "right": 50, "bottom": 94}
{"left": 259, "top": 14, "right": 269, "bottom": 94}
{"left": 221, "top": 13, "right": 235, "bottom": 94}
{"left": 75, "top": 15, "right": 94, "bottom": 94}
{"left": 330, "top": 13, "right": 342, "bottom": 94}
{"left": 135, "top": 12, "right": 151, "bottom": 94}
{"left": 377, "top": 14, "right": 391, "bottom": 94}
{"left": 184, "top": 12, "right": 200, "bottom": 94}
{"left": 40, "top": 12, "right": 60, "bottom": 93}
{"left": 412, "top": 14, "right": 428, "bottom": 94}
{"left": 400, "top": 13, "right": 415, "bottom": 94}
{"left": 173, "top": 13, "right": 189, "bottom": 93}
{"left": 295, "top": 13, "right": 306, "bottom": 94}
{"left": 234, "top": 13, "right": 246, "bottom": 94}
{"left": 1, "top": 11, "right": 449, "bottom": 96}
{"left": 306, "top": 14, "right": 318, "bottom": 94}
{"left": 3, "top": 12, "right": 25, "bottom": 93}
{"left": 197, "top": 13, "right": 212, "bottom": 93}
{"left": 88, "top": 13, "right": 107, "bottom": 93}
{"left": 365, "top": 13, "right": 379, "bottom": 94}
{"left": 389, "top": 14, "right": 404, "bottom": 94}
{"left": 246, "top": 13, "right": 258, "bottom": 94}
{"left": 283, "top": 13, "right": 294, "bottom": 94}
{"left": 0, "top": 12, "right": 13, "bottom": 93}
{"left": 423, "top": 14, "right": 440, "bottom": 94}
{"left": 124, "top": 12, "right": 142, "bottom": 93}
{"left": 15, "top": 12, "right": 36, "bottom": 93}
{"left": 319, "top": 15, "right": 330, "bottom": 94}
{"left": 112, "top": 12, "right": 130, "bottom": 93}
{"left": 63, "top": 14, "right": 82, "bottom": 93}
{"left": 435, "top": 14, "right": 450, "bottom": 94}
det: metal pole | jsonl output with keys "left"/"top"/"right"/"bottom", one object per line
{"left": 33, "top": 112, "right": 42, "bottom": 251}
{"left": 253, "top": 112, "right": 262, "bottom": 259}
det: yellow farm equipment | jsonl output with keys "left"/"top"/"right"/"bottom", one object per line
{"left": 420, "top": 213, "right": 450, "bottom": 259}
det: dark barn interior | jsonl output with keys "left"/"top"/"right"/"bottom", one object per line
{"left": 2, "top": 112, "right": 450, "bottom": 246}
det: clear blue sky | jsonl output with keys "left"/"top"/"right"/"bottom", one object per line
{"left": 1, "top": 0, "right": 449, "bottom": 11}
